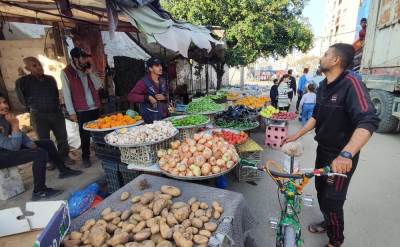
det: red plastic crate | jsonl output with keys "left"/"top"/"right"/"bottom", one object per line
{"left": 265, "top": 123, "right": 288, "bottom": 149}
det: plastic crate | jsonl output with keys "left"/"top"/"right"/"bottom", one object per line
{"left": 120, "top": 139, "right": 172, "bottom": 166}
{"left": 101, "top": 161, "right": 123, "bottom": 193}
{"left": 94, "top": 143, "right": 121, "bottom": 162}
{"left": 119, "top": 163, "right": 141, "bottom": 185}
{"left": 235, "top": 159, "right": 264, "bottom": 182}
{"left": 265, "top": 123, "right": 288, "bottom": 149}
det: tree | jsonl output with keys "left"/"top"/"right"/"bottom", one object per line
{"left": 161, "top": 0, "right": 314, "bottom": 89}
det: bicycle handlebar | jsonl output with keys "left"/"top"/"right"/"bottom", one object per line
{"left": 247, "top": 166, "right": 347, "bottom": 179}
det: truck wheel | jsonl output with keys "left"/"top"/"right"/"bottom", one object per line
{"left": 369, "top": 89, "right": 399, "bottom": 133}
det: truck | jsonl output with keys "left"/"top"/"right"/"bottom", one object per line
{"left": 361, "top": 0, "right": 400, "bottom": 133}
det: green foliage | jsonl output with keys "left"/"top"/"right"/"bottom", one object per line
{"left": 161, "top": 0, "right": 314, "bottom": 67}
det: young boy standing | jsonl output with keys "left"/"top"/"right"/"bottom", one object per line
{"left": 299, "top": 83, "right": 316, "bottom": 126}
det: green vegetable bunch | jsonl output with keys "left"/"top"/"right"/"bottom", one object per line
{"left": 186, "top": 97, "right": 225, "bottom": 114}
{"left": 170, "top": 115, "right": 209, "bottom": 127}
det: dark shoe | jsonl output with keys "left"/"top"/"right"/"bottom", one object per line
{"left": 64, "top": 157, "right": 76, "bottom": 166}
{"left": 308, "top": 221, "right": 327, "bottom": 234}
{"left": 32, "top": 187, "right": 63, "bottom": 201}
{"left": 83, "top": 159, "right": 92, "bottom": 168}
{"left": 46, "top": 162, "right": 56, "bottom": 171}
{"left": 59, "top": 168, "right": 83, "bottom": 179}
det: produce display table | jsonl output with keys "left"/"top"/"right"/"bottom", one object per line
{"left": 70, "top": 174, "right": 258, "bottom": 247}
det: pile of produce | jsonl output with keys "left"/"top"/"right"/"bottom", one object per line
{"left": 212, "top": 129, "right": 248, "bottom": 145}
{"left": 186, "top": 97, "right": 225, "bottom": 114}
{"left": 271, "top": 112, "right": 297, "bottom": 120}
{"left": 226, "top": 92, "right": 240, "bottom": 101}
{"left": 63, "top": 185, "right": 224, "bottom": 247}
{"left": 158, "top": 132, "right": 239, "bottom": 177}
{"left": 235, "top": 96, "right": 270, "bottom": 109}
{"left": 206, "top": 91, "right": 227, "bottom": 101}
{"left": 237, "top": 139, "right": 263, "bottom": 153}
{"left": 214, "top": 106, "right": 259, "bottom": 130}
{"left": 259, "top": 105, "right": 279, "bottom": 118}
{"left": 106, "top": 121, "right": 177, "bottom": 146}
{"left": 85, "top": 113, "right": 142, "bottom": 130}
{"left": 169, "top": 115, "right": 209, "bottom": 128}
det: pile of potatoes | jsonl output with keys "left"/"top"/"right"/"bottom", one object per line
{"left": 63, "top": 185, "right": 224, "bottom": 247}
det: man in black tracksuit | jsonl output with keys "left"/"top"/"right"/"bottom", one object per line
{"left": 285, "top": 43, "right": 380, "bottom": 247}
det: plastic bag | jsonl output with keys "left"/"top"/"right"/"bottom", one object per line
{"left": 68, "top": 183, "right": 99, "bottom": 218}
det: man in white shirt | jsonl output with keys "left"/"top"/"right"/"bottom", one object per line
{"left": 61, "top": 47, "right": 102, "bottom": 167}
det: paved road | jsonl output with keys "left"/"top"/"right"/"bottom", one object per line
{"left": 229, "top": 119, "right": 400, "bottom": 247}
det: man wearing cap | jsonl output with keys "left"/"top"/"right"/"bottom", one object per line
{"left": 128, "top": 58, "right": 169, "bottom": 123}
{"left": 61, "top": 47, "right": 102, "bottom": 167}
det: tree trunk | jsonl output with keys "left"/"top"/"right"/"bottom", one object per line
{"left": 212, "top": 62, "right": 225, "bottom": 90}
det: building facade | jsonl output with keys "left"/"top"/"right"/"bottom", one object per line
{"left": 320, "top": 0, "right": 362, "bottom": 51}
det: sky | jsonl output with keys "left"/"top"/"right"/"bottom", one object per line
{"left": 302, "top": 0, "right": 327, "bottom": 36}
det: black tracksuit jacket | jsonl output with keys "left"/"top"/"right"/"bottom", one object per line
{"left": 312, "top": 70, "right": 380, "bottom": 153}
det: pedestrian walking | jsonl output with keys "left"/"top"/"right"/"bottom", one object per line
{"left": 287, "top": 69, "right": 297, "bottom": 101}
{"left": 16, "top": 57, "right": 72, "bottom": 167}
{"left": 270, "top": 79, "right": 279, "bottom": 108}
{"left": 299, "top": 83, "right": 316, "bottom": 126}
{"left": 61, "top": 47, "right": 102, "bottom": 167}
{"left": 285, "top": 43, "right": 380, "bottom": 247}
{"left": 277, "top": 75, "right": 292, "bottom": 111}
{"left": 296, "top": 68, "right": 309, "bottom": 113}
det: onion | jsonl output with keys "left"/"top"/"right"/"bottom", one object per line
{"left": 204, "top": 141, "right": 213, "bottom": 148}
{"left": 190, "top": 165, "right": 201, "bottom": 176}
{"left": 188, "top": 146, "right": 196, "bottom": 154}
{"left": 214, "top": 150, "right": 223, "bottom": 159}
{"left": 195, "top": 155, "right": 206, "bottom": 165}
{"left": 159, "top": 158, "right": 167, "bottom": 166}
{"left": 209, "top": 157, "right": 217, "bottom": 165}
{"left": 171, "top": 168, "right": 179, "bottom": 176}
{"left": 212, "top": 166, "right": 221, "bottom": 174}
{"left": 171, "top": 141, "right": 180, "bottom": 150}
{"left": 204, "top": 134, "right": 213, "bottom": 141}
{"left": 226, "top": 161, "right": 234, "bottom": 168}
{"left": 220, "top": 166, "right": 228, "bottom": 172}
{"left": 201, "top": 163, "right": 211, "bottom": 175}
{"left": 203, "top": 148, "right": 212, "bottom": 159}
{"left": 198, "top": 138, "right": 207, "bottom": 144}
{"left": 157, "top": 149, "right": 167, "bottom": 158}
{"left": 188, "top": 157, "right": 195, "bottom": 165}
{"left": 182, "top": 144, "right": 189, "bottom": 152}
{"left": 181, "top": 158, "right": 188, "bottom": 165}
{"left": 184, "top": 152, "right": 192, "bottom": 159}
{"left": 193, "top": 133, "right": 202, "bottom": 141}
{"left": 177, "top": 163, "right": 187, "bottom": 172}
{"left": 186, "top": 170, "right": 194, "bottom": 177}
{"left": 167, "top": 149, "right": 173, "bottom": 155}
{"left": 188, "top": 139, "right": 196, "bottom": 146}
{"left": 168, "top": 160, "right": 177, "bottom": 168}
{"left": 178, "top": 172, "right": 186, "bottom": 177}
{"left": 216, "top": 159, "right": 225, "bottom": 166}
{"left": 197, "top": 144, "right": 205, "bottom": 152}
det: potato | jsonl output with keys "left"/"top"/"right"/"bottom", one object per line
{"left": 173, "top": 231, "right": 193, "bottom": 247}
{"left": 120, "top": 191, "right": 130, "bottom": 201}
{"left": 126, "top": 242, "right": 142, "bottom": 247}
{"left": 157, "top": 193, "right": 172, "bottom": 200}
{"left": 153, "top": 198, "right": 168, "bottom": 215}
{"left": 171, "top": 202, "right": 187, "bottom": 210}
{"left": 101, "top": 208, "right": 112, "bottom": 217}
{"left": 199, "top": 216, "right": 209, "bottom": 223}
{"left": 88, "top": 224, "right": 107, "bottom": 246}
{"left": 193, "top": 234, "right": 208, "bottom": 244}
{"left": 172, "top": 224, "right": 185, "bottom": 234}
{"left": 80, "top": 219, "right": 96, "bottom": 232}
{"left": 146, "top": 218, "right": 158, "bottom": 228}
{"left": 188, "top": 197, "right": 197, "bottom": 205}
{"left": 134, "top": 228, "right": 151, "bottom": 241}
{"left": 156, "top": 240, "right": 173, "bottom": 247}
{"left": 131, "top": 195, "right": 141, "bottom": 203}
{"left": 131, "top": 204, "right": 145, "bottom": 213}
{"left": 191, "top": 202, "right": 200, "bottom": 212}
{"left": 117, "top": 222, "right": 124, "bottom": 227}
{"left": 213, "top": 211, "right": 221, "bottom": 220}
{"left": 160, "top": 185, "right": 181, "bottom": 197}
{"left": 199, "top": 202, "right": 208, "bottom": 210}
{"left": 116, "top": 245, "right": 125, "bottom": 247}
{"left": 214, "top": 206, "right": 224, "bottom": 214}
{"left": 62, "top": 239, "right": 81, "bottom": 247}
{"left": 199, "top": 230, "right": 211, "bottom": 238}
{"left": 142, "top": 240, "right": 156, "bottom": 247}
{"left": 150, "top": 233, "right": 165, "bottom": 244}
{"left": 206, "top": 209, "right": 212, "bottom": 218}
{"left": 183, "top": 231, "right": 193, "bottom": 241}
{"left": 112, "top": 217, "right": 121, "bottom": 225}
{"left": 132, "top": 221, "right": 146, "bottom": 233}
{"left": 96, "top": 219, "right": 107, "bottom": 226}
{"left": 212, "top": 201, "right": 220, "bottom": 208}
{"left": 182, "top": 219, "right": 191, "bottom": 228}
{"left": 166, "top": 213, "right": 178, "bottom": 226}
{"left": 70, "top": 231, "right": 82, "bottom": 240}
{"left": 106, "top": 223, "right": 118, "bottom": 234}
{"left": 204, "top": 222, "right": 217, "bottom": 232}
{"left": 131, "top": 214, "right": 143, "bottom": 221}
{"left": 194, "top": 209, "right": 205, "bottom": 217}
{"left": 121, "top": 209, "right": 132, "bottom": 221}
{"left": 122, "top": 224, "right": 135, "bottom": 232}
{"left": 151, "top": 223, "right": 160, "bottom": 234}
{"left": 161, "top": 208, "right": 169, "bottom": 218}
{"left": 140, "top": 208, "right": 154, "bottom": 220}
{"left": 189, "top": 212, "right": 195, "bottom": 220}
{"left": 103, "top": 212, "right": 119, "bottom": 222}
{"left": 107, "top": 231, "right": 130, "bottom": 246}
{"left": 140, "top": 192, "right": 155, "bottom": 204}
{"left": 149, "top": 201, "right": 154, "bottom": 209}
{"left": 114, "top": 228, "right": 123, "bottom": 236}
{"left": 186, "top": 227, "right": 198, "bottom": 235}
{"left": 191, "top": 218, "right": 203, "bottom": 229}
{"left": 128, "top": 215, "right": 138, "bottom": 225}
{"left": 81, "top": 230, "right": 90, "bottom": 243}
{"left": 174, "top": 206, "right": 190, "bottom": 223}
{"left": 160, "top": 223, "right": 173, "bottom": 239}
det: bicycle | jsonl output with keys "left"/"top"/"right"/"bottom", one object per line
{"left": 244, "top": 158, "right": 347, "bottom": 247}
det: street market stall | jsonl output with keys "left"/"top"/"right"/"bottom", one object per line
{"left": 69, "top": 174, "right": 257, "bottom": 247}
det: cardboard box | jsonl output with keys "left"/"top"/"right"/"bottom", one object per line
{"left": 0, "top": 201, "right": 70, "bottom": 247}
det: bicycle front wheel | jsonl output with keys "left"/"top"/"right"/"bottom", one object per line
{"left": 283, "top": 226, "right": 296, "bottom": 247}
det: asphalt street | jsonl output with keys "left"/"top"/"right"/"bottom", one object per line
{"left": 228, "top": 117, "right": 400, "bottom": 247}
